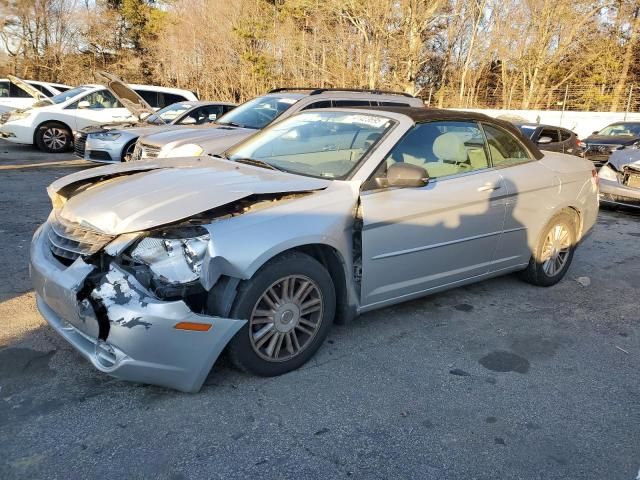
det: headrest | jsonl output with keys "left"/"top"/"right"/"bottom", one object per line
{"left": 433, "top": 132, "right": 467, "bottom": 163}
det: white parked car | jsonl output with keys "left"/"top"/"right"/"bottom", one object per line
{"left": 0, "top": 76, "right": 198, "bottom": 153}
{"left": 0, "top": 76, "right": 71, "bottom": 112}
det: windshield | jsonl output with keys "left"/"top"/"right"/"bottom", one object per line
{"left": 215, "top": 95, "right": 299, "bottom": 129}
{"left": 597, "top": 123, "right": 640, "bottom": 137}
{"left": 32, "top": 86, "right": 90, "bottom": 107}
{"left": 225, "top": 111, "right": 395, "bottom": 179}
{"left": 518, "top": 125, "right": 537, "bottom": 139}
{"left": 145, "top": 103, "right": 193, "bottom": 125}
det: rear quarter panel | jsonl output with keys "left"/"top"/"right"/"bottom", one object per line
{"left": 497, "top": 153, "right": 597, "bottom": 266}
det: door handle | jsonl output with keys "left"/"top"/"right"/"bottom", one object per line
{"left": 477, "top": 183, "right": 502, "bottom": 192}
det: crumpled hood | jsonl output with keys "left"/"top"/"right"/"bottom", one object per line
{"left": 82, "top": 122, "right": 143, "bottom": 133}
{"left": 608, "top": 148, "right": 640, "bottom": 171}
{"left": 584, "top": 135, "right": 639, "bottom": 145}
{"left": 50, "top": 156, "right": 330, "bottom": 235}
{"left": 140, "top": 124, "right": 254, "bottom": 148}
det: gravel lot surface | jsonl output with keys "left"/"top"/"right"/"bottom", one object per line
{"left": 0, "top": 139, "right": 639, "bottom": 480}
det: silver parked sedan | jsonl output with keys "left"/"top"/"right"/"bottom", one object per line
{"left": 30, "top": 107, "right": 599, "bottom": 392}
{"left": 75, "top": 101, "right": 236, "bottom": 163}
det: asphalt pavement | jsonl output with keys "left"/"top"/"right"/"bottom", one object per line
{"left": 0, "top": 139, "right": 638, "bottom": 480}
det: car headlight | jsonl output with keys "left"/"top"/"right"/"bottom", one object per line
{"left": 598, "top": 164, "right": 619, "bottom": 182}
{"left": 92, "top": 132, "right": 121, "bottom": 141}
{"left": 130, "top": 227, "right": 210, "bottom": 284}
{"left": 165, "top": 143, "right": 204, "bottom": 158}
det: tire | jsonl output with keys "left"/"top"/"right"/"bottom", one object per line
{"left": 520, "top": 212, "right": 577, "bottom": 287}
{"left": 226, "top": 252, "right": 336, "bottom": 376}
{"left": 35, "top": 122, "right": 72, "bottom": 153}
{"left": 121, "top": 140, "right": 137, "bottom": 162}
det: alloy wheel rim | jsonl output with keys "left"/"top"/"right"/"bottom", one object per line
{"left": 43, "top": 128, "right": 67, "bottom": 150}
{"left": 541, "top": 224, "right": 572, "bottom": 277}
{"left": 249, "top": 275, "right": 323, "bottom": 362}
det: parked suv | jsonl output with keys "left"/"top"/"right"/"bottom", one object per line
{"left": 514, "top": 123, "right": 583, "bottom": 156}
{"left": 0, "top": 72, "right": 198, "bottom": 153}
{"left": 583, "top": 122, "right": 640, "bottom": 166}
{"left": 75, "top": 101, "right": 236, "bottom": 163}
{"left": 131, "top": 88, "right": 424, "bottom": 160}
{"left": 0, "top": 76, "right": 70, "bottom": 112}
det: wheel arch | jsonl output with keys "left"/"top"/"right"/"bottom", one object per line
{"left": 120, "top": 137, "right": 139, "bottom": 162}
{"left": 33, "top": 119, "right": 73, "bottom": 145}
{"left": 562, "top": 205, "right": 583, "bottom": 240}
{"left": 257, "top": 243, "right": 354, "bottom": 324}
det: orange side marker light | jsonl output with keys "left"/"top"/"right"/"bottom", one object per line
{"left": 174, "top": 322, "right": 212, "bottom": 332}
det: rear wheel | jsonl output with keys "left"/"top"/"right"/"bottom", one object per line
{"left": 35, "top": 122, "right": 72, "bottom": 153}
{"left": 520, "top": 212, "right": 577, "bottom": 287}
{"left": 226, "top": 252, "right": 335, "bottom": 376}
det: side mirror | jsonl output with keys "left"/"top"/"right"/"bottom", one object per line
{"left": 537, "top": 136, "right": 553, "bottom": 145}
{"left": 386, "top": 162, "right": 429, "bottom": 188}
{"left": 181, "top": 116, "right": 196, "bottom": 125}
{"left": 78, "top": 100, "right": 90, "bottom": 109}
{"left": 592, "top": 131, "right": 599, "bottom": 135}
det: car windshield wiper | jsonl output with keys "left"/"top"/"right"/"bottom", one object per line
{"left": 233, "top": 157, "right": 283, "bottom": 171}
{"left": 217, "top": 120, "right": 247, "bottom": 128}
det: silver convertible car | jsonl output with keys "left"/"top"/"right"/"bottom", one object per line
{"left": 30, "top": 107, "right": 599, "bottom": 392}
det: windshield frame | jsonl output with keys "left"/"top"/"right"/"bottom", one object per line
{"left": 223, "top": 110, "right": 398, "bottom": 181}
{"left": 32, "top": 86, "right": 91, "bottom": 107}
{"left": 597, "top": 123, "right": 640, "bottom": 137}
{"left": 215, "top": 95, "right": 301, "bottom": 130}
{"left": 144, "top": 102, "right": 195, "bottom": 125}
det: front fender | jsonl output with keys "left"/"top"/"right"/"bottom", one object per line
{"left": 201, "top": 182, "right": 359, "bottom": 284}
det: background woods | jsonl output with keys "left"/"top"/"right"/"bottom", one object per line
{"left": 1, "top": 0, "right": 639, "bottom": 110}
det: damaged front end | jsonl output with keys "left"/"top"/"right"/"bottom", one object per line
{"left": 598, "top": 150, "right": 640, "bottom": 209}
{"left": 31, "top": 156, "right": 334, "bottom": 390}
{"left": 30, "top": 214, "right": 246, "bottom": 393}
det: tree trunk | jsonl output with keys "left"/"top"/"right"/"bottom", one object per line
{"left": 611, "top": 5, "right": 640, "bottom": 111}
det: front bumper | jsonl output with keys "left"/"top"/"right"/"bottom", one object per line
{"left": 30, "top": 224, "right": 246, "bottom": 392}
{"left": 83, "top": 136, "right": 129, "bottom": 163}
{"left": 599, "top": 178, "right": 640, "bottom": 208}
{"left": 0, "top": 121, "right": 34, "bottom": 144}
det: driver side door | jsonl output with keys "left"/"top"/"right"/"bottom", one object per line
{"left": 359, "top": 121, "right": 507, "bottom": 308}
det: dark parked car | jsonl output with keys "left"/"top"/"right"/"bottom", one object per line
{"left": 514, "top": 123, "right": 583, "bottom": 156}
{"left": 583, "top": 122, "right": 640, "bottom": 166}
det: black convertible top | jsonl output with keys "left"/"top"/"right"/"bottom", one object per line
{"left": 352, "top": 106, "right": 544, "bottom": 160}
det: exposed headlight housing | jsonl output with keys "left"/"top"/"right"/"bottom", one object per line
{"left": 130, "top": 227, "right": 210, "bottom": 285}
{"left": 8, "top": 110, "right": 32, "bottom": 121}
{"left": 598, "top": 164, "right": 619, "bottom": 182}
{"left": 165, "top": 143, "right": 204, "bottom": 158}
{"left": 92, "top": 132, "right": 121, "bottom": 141}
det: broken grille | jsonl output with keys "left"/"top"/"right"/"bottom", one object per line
{"left": 139, "top": 143, "right": 161, "bottom": 160}
{"left": 47, "top": 214, "right": 114, "bottom": 263}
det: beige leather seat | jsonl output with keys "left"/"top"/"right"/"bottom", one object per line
{"left": 429, "top": 132, "right": 468, "bottom": 177}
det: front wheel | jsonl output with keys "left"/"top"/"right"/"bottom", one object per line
{"left": 520, "top": 212, "right": 577, "bottom": 287}
{"left": 225, "top": 252, "right": 335, "bottom": 376}
{"left": 121, "top": 140, "right": 137, "bottom": 162}
{"left": 35, "top": 122, "right": 72, "bottom": 153}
